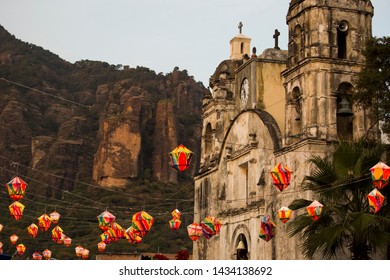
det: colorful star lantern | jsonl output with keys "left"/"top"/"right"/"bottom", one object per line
{"left": 98, "top": 241, "right": 106, "bottom": 253}
{"left": 270, "top": 163, "right": 292, "bottom": 191}
{"left": 10, "top": 234, "right": 18, "bottom": 245}
{"left": 125, "top": 226, "right": 143, "bottom": 244}
{"left": 16, "top": 244, "right": 26, "bottom": 255}
{"left": 51, "top": 226, "right": 64, "bottom": 244}
{"left": 6, "top": 176, "right": 27, "bottom": 201}
{"left": 28, "top": 223, "right": 39, "bottom": 238}
{"left": 201, "top": 216, "right": 220, "bottom": 239}
{"left": 100, "top": 231, "right": 112, "bottom": 244}
{"left": 63, "top": 236, "right": 72, "bottom": 247}
{"left": 368, "top": 188, "right": 385, "bottom": 214}
{"left": 0, "top": 223, "right": 3, "bottom": 232}
{"left": 38, "top": 214, "right": 52, "bottom": 231}
{"left": 277, "top": 206, "right": 293, "bottom": 224}
{"left": 42, "top": 249, "right": 52, "bottom": 260}
{"left": 370, "top": 162, "right": 390, "bottom": 189}
{"left": 169, "top": 209, "right": 182, "bottom": 230}
{"left": 259, "top": 215, "right": 276, "bottom": 242}
{"left": 111, "top": 222, "right": 125, "bottom": 240}
{"left": 50, "top": 211, "right": 60, "bottom": 224}
{"left": 32, "top": 251, "right": 42, "bottom": 260}
{"left": 82, "top": 249, "right": 89, "bottom": 260}
{"left": 306, "top": 200, "right": 323, "bottom": 221}
{"left": 213, "top": 217, "right": 222, "bottom": 235}
{"left": 9, "top": 201, "right": 25, "bottom": 221}
{"left": 169, "top": 144, "right": 193, "bottom": 172}
{"left": 97, "top": 210, "right": 116, "bottom": 231}
{"left": 187, "top": 223, "right": 202, "bottom": 241}
{"left": 131, "top": 211, "right": 154, "bottom": 237}
{"left": 75, "top": 246, "right": 84, "bottom": 258}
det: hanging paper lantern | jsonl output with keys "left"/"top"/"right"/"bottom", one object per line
{"left": 171, "top": 209, "right": 181, "bottom": 220}
{"left": 187, "top": 223, "right": 202, "bottom": 241}
{"left": 201, "top": 216, "right": 219, "bottom": 239}
{"left": 111, "top": 222, "right": 125, "bottom": 240}
{"left": 370, "top": 162, "right": 390, "bottom": 189}
{"left": 63, "top": 236, "right": 72, "bottom": 247}
{"left": 169, "top": 219, "right": 182, "bottom": 230}
{"left": 50, "top": 211, "right": 60, "bottom": 224}
{"left": 98, "top": 241, "right": 106, "bottom": 253}
{"left": 212, "top": 217, "right": 222, "bottom": 235}
{"left": 37, "top": 214, "right": 52, "bottom": 231}
{"left": 9, "top": 201, "right": 25, "bottom": 221}
{"left": 6, "top": 176, "right": 27, "bottom": 201}
{"left": 277, "top": 206, "right": 293, "bottom": 223}
{"left": 97, "top": 210, "right": 116, "bottom": 231}
{"left": 28, "top": 223, "right": 39, "bottom": 238}
{"left": 82, "top": 248, "right": 90, "bottom": 260}
{"left": 42, "top": 249, "right": 52, "bottom": 260}
{"left": 306, "top": 200, "right": 323, "bottom": 221}
{"left": 125, "top": 226, "right": 143, "bottom": 244}
{"left": 16, "top": 244, "right": 26, "bottom": 255}
{"left": 100, "top": 231, "right": 112, "bottom": 244}
{"left": 51, "top": 226, "right": 64, "bottom": 244}
{"left": 368, "top": 188, "right": 385, "bottom": 214}
{"left": 0, "top": 248, "right": 3, "bottom": 255}
{"left": 169, "top": 144, "right": 193, "bottom": 172}
{"left": 131, "top": 211, "right": 154, "bottom": 237}
{"left": 75, "top": 246, "right": 84, "bottom": 258}
{"left": 32, "top": 251, "right": 42, "bottom": 260}
{"left": 10, "top": 234, "right": 19, "bottom": 244}
{"left": 259, "top": 215, "right": 276, "bottom": 242}
{"left": 0, "top": 223, "right": 3, "bottom": 232}
{"left": 0, "top": 241, "right": 3, "bottom": 249}
{"left": 270, "top": 163, "right": 292, "bottom": 191}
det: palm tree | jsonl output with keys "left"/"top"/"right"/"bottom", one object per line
{"left": 287, "top": 140, "right": 390, "bottom": 259}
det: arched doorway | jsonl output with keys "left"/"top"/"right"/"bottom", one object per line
{"left": 236, "top": 234, "right": 248, "bottom": 260}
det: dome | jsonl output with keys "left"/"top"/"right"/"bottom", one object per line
{"left": 259, "top": 48, "right": 288, "bottom": 61}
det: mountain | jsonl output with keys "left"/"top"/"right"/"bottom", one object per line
{"left": 0, "top": 24, "right": 206, "bottom": 259}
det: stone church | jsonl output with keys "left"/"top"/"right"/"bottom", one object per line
{"left": 193, "top": 0, "right": 375, "bottom": 259}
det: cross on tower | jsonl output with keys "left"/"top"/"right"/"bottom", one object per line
{"left": 273, "top": 29, "right": 280, "bottom": 49}
{"left": 238, "top": 22, "right": 243, "bottom": 34}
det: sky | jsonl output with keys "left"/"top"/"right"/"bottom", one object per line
{"left": 1, "top": 0, "right": 389, "bottom": 87}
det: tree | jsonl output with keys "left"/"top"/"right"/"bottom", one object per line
{"left": 354, "top": 37, "right": 390, "bottom": 135}
{"left": 287, "top": 140, "right": 390, "bottom": 259}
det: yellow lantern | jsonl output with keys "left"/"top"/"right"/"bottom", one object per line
{"left": 277, "top": 206, "right": 293, "bottom": 223}
{"left": 16, "top": 244, "right": 26, "bottom": 255}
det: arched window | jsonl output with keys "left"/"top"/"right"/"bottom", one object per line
{"left": 240, "top": 42, "right": 244, "bottom": 54}
{"left": 336, "top": 83, "right": 354, "bottom": 140}
{"left": 337, "top": 20, "right": 349, "bottom": 59}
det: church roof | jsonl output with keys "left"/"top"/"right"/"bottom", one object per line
{"left": 259, "top": 48, "right": 288, "bottom": 62}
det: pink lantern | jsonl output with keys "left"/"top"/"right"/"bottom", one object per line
{"left": 75, "top": 246, "right": 84, "bottom": 257}
{"left": 187, "top": 223, "right": 202, "bottom": 241}
{"left": 10, "top": 234, "right": 19, "bottom": 245}
{"left": 82, "top": 249, "right": 89, "bottom": 260}
{"left": 306, "top": 200, "right": 323, "bottom": 221}
{"left": 0, "top": 241, "right": 3, "bottom": 249}
{"left": 63, "top": 236, "right": 72, "bottom": 247}
{"left": 42, "top": 249, "right": 52, "bottom": 260}
{"left": 98, "top": 241, "right": 106, "bottom": 253}
{"left": 368, "top": 188, "right": 385, "bottom": 213}
{"left": 32, "top": 251, "right": 42, "bottom": 260}
{"left": 50, "top": 211, "right": 61, "bottom": 224}
{"left": 97, "top": 210, "right": 116, "bottom": 231}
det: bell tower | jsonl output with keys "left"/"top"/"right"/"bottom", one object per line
{"left": 283, "top": 0, "right": 374, "bottom": 144}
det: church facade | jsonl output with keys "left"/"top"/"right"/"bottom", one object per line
{"left": 193, "top": 0, "right": 375, "bottom": 260}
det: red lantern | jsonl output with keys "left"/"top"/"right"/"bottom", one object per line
{"left": 75, "top": 246, "right": 84, "bottom": 257}
{"left": 82, "top": 249, "right": 89, "bottom": 260}
{"left": 270, "top": 163, "right": 292, "bottom": 191}
{"left": 10, "top": 234, "right": 18, "bottom": 244}
{"left": 63, "top": 236, "right": 72, "bottom": 247}
{"left": 0, "top": 223, "right": 3, "bottom": 232}
{"left": 97, "top": 210, "right": 116, "bottom": 231}
{"left": 368, "top": 188, "right": 385, "bottom": 213}
{"left": 42, "top": 249, "right": 52, "bottom": 260}
{"left": 187, "top": 223, "right": 202, "bottom": 241}
{"left": 51, "top": 226, "right": 64, "bottom": 244}
{"left": 28, "top": 223, "right": 39, "bottom": 238}
{"left": 9, "top": 201, "right": 25, "bottom": 220}
{"left": 32, "top": 251, "right": 42, "bottom": 260}
{"left": 370, "top": 162, "right": 390, "bottom": 189}
{"left": 169, "top": 219, "right": 182, "bottom": 230}
{"left": 98, "top": 241, "right": 106, "bottom": 253}
{"left": 277, "top": 206, "right": 293, "bottom": 223}
{"left": 0, "top": 241, "right": 3, "bottom": 249}
{"left": 169, "top": 144, "right": 193, "bottom": 172}
{"left": 306, "top": 200, "right": 323, "bottom": 221}
{"left": 6, "top": 176, "right": 27, "bottom": 201}
{"left": 37, "top": 214, "right": 52, "bottom": 231}
{"left": 16, "top": 244, "right": 26, "bottom": 255}
{"left": 50, "top": 211, "right": 60, "bottom": 224}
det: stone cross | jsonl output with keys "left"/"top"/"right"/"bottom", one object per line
{"left": 238, "top": 21, "right": 243, "bottom": 34}
{"left": 273, "top": 29, "right": 280, "bottom": 49}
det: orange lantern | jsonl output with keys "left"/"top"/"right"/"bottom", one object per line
{"left": 16, "top": 244, "right": 26, "bottom": 255}
{"left": 97, "top": 210, "right": 116, "bottom": 231}
{"left": 370, "top": 162, "right": 390, "bottom": 189}
{"left": 75, "top": 245, "right": 84, "bottom": 257}
{"left": 37, "top": 214, "right": 52, "bottom": 231}
{"left": 28, "top": 223, "right": 39, "bottom": 238}
{"left": 6, "top": 176, "right": 27, "bottom": 201}
{"left": 0, "top": 241, "right": 3, "bottom": 249}
{"left": 368, "top": 188, "right": 385, "bottom": 213}
{"left": 187, "top": 223, "right": 202, "bottom": 241}
{"left": 10, "top": 234, "right": 19, "bottom": 244}
{"left": 63, "top": 236, "right": 72, "bottom": 247}
{"left": 169, "top": 219, "right": 182, "bottom": 230}
{"left": 42, "top": 249, "right": 52, "bottom": 260}
{"left": 51, "top": 226, "right": 64, "bottom": 243}
{"left": 98, "top": 241, "right": 106, "bottom": 253}
{"left": 0, "top": 223, "right": 3, "bottom": 232}
{"left": 306, "top": 200, "right": 323, "bottom": 221}
{"left": 32, "top": 251, "right": 42, "bottom": 260}
{"left": 82, "top": 248, "right": 89, "bottom": 260}
{"left": 169, "top": 144, "right": 193, "bottom": 172}
{"left": 125, "top": 227, "right": 143, "bottom": 244}
{"left": 9, "top": 201, "right": 25, "bottom": 220}
{"left": 277, "top": 206, "right": 293, "bottom": 223}
{"left": 270, "top": 163, "right": 292, "bottom": 191}
{"left": 49, "top": 211, "right": 60, "bottom": 224}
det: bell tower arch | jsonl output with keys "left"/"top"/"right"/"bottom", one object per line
{"left": 283, "top": 0, "right": 374, "bottom": 144}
